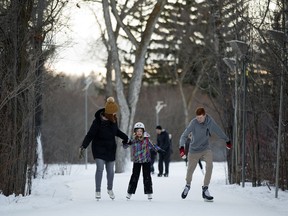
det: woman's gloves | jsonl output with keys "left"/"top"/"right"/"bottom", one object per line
{"left": 79, "top": 146, "right": 85, "bottom": 159}
{"left": 122, "top": 139, "right": 131, "bottom": 149}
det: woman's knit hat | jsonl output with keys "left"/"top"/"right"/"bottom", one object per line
{"left": 104, "top": 97, "right": 119, "bottom": 114}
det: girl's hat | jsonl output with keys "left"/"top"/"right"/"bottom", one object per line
{"left": 134, "top": 122, "right": 145, "bottom": 131}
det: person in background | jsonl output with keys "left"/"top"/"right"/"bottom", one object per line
{"left": 169, "top": 133, "right": 173, "bottom": 158}
{"left": 156, "top": 125, "right": 171, "bottom": 177}
{"left": 79, "top": 97, "right": 129, "bottom": 201}
{"left": 150, "top": 148, "right": 157, "bottom": 174}
{"left": 123, "top": 122, "right": 165, "bottom": 200}
{"left": 179, "top": 107, "right": 232, "bottom": 201}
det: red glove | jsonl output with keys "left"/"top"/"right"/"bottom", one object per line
{"left": 179, "top": 147, "right": 186, "bottom": 159}
{"left": 226, "top": 141, "right": 232, "bottom": 149}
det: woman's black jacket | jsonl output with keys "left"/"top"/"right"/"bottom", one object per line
{"left": 81, "top": 108, "right": 128, "bottom": 161}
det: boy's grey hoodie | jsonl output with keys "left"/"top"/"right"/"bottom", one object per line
{"left": 179, "top": 114, "right": 229, "bottom": 153}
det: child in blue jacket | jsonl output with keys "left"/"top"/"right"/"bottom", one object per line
{"left": 123, "top": 122, "right": 165, "bottom": 200}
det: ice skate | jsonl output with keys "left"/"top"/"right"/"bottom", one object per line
{"left": 107, "top": 190, "right": 115, "bottom": 200}
{"left": 181, "top": 185, "right": 190, "bottom": 199}
{"left": 147, "top": 194, "right": 152, "bottom": 201}
{"left": 95, "top": 192, "right": 101, "bottom": 201}
{"left": 126, "top": 193, "right": 132, "bottom": 200}
{"left": 202, "top": 186, "right": 213, "bottom": 202}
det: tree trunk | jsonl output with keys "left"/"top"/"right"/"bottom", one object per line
{"left": 102, "top": 0, "right": 167, "bottom": 172}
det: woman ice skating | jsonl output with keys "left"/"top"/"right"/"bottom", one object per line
{"left": 79, "top": 97, "right": 129, "bottom": 200}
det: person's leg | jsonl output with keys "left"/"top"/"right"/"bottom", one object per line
{"left": 105, "top": 160, "right": 115, "bottom": 199}
{"left": 164, "top": 152, "right": 170, "bottom": 176}
{"left": 201, "top": 149, "right": 214, "bottom": 201}
{"left": 142, "top": 162, "right": 153, "bottom": 194}
{"left": 127, "top": 163, "right": 141, "bottom": 194}
{"left": 181, "top": 152, "right": 202, "bottom": 199}
{"left": 150, "top": 152, "right": 156, "bottom": 174}
{"left": 95, "top": 159, "right": 105, "bottom": 192}
{"left": 150, "top": 161, "right": 155, "bottom": 173}
{"left": 105, "top": 160, "right": 115, "bottom": 191}
{"left": 185, "top": 152, "right": 202, "bottom": 185}
{"left": 202, "top": 149, "right": 213, "bottom": 186}
{"left": 158, "top": 154, "right": 164, "bottom": 176}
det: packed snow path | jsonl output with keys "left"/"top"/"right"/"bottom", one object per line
{"left": 1, "top": 162, "right": 287, "bottom": 216}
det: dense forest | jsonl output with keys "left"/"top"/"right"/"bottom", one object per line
{"left": 0, "top": 0, "right": 287, "bottom": 198}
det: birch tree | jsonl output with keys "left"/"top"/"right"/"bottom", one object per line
{"left": 101, "top": 0, "right": 167, "bottom": 172}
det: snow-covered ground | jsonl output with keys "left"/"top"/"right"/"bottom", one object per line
{"left": 1, "top": 162, "right": 287, "bottom": 216}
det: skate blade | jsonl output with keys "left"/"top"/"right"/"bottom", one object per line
{"left": 181, "top": 193, "right": 188, "bottom": 199}
{"left": 203, "top": 198, "right": 214, "bottom": 202}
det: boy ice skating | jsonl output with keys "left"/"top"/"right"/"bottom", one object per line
{"left": 179, "top": 107, "right": 232, "bottom": 201}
